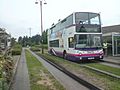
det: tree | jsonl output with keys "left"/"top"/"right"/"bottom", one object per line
{"left": 22, "top": 36, "right": 28, "bottom": 47}
{"left": 18, "top": 36, "right": 23, "bottom": 45}
{"left": 11, "top": 37, "right": 16, "bottom": 47}
{"left": 42, "top": 30, "right": 48, "bottom": 44}
{"left": 31, "top": 34, "right": 42, "bottom": 45}
{"left": 17, "top": 32, "right": 48, "bottom": 47}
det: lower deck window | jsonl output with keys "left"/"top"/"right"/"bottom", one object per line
{"left": 49, "top": 40, "right": 59, "bottom": 47}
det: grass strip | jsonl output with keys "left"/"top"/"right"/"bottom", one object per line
{"left": 25, "top": 50, "right": 65, "bottom": 90}
{"left": 37, "top": 52, "right": 120, "bottom": 90}
{"left": 86, "top": 63, "right": 120, "bottom": 76}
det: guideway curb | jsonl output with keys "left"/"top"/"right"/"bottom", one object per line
{"left": 82, "top": 65, "right": 120, "bottom": 80}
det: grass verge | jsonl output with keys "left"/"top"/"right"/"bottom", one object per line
{"left": 37, "top": 52, "right": 120, "bottom": 90}
{"left": 25, "top": 50, "right": 65, "bottom": 90}
{"left": 86, "top": 63, "right": 120, "bottom": 76}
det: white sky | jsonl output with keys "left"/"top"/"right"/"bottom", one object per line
{"left": 0, "top": 0, "right": 120, "bottom": 39}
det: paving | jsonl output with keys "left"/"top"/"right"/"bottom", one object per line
{"left": 11, "top": 49, "right": 30, "bottom": 90}
{"left": 29, "top": 50, "right": 89, "bottom": 90}
{"left": 103, "top": 56, "right": 120, "bottom": 65}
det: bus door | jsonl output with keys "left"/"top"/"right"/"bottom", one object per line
{"left": 68, "top": 37, "right": 74, "bottom": 52}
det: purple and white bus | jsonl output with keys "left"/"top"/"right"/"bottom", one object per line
{"left": 48, "top": 12, "right": 104, "bottom": 61}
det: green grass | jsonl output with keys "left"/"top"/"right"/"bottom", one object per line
{"left": 86, "top": 63, "right": 120, "bottom": 76}
{"left": 25, "top": 50, "right": 65, "bottom": 90}
{"left": 37, "top": 52, "right": 120, "bottom": 90}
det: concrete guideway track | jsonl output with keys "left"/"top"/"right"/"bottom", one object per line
{"left": 29, "top": 50, "right": 89, "bottom": 90}
{"left": 11, "top": 48, "right": 30, "bottom": 90}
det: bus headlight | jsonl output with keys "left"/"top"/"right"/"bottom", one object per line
{"left": 83, "top": 51, "right": 88, "bottom": 54}
{"left": 94, "top": 50, "right": 99, "bottom": 53}
{"left": 99, "top": 50, "right": 103, "bottom": 54}
{"left": 77, "top": 51, "right": 82, "bottom": 54}
{"left": 77, "top": 51, "right": 87, "bottom": 54}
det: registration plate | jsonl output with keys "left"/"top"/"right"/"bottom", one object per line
{"left": 88, "top": 57, "right": 94, "bottom": 59}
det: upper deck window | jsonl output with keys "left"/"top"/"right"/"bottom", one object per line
{"left": 50, "top": 14, "right": 73, "bottom": 34}
{"left": 61, "top": 19, "right": 66, "bottom": 23}
{"left": 75, "top": 12, "right": 101, "bottom": 25}
{"left": 89, "top": 13, "right": 100, "bottom": 25}
{"left": 75, "top": 12, "right": 101, "bottom": 33}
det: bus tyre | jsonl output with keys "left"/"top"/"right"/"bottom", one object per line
{"left": 49, "top": 49, "right": 52, "bottom": 54}
{"left": 63, "top": 51, "right": 67, "bottom": 59}
{"left": 63, "top": 53, "right": 67, "bottom": 59}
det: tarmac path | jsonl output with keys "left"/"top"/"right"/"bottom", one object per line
{"left": 11, "top": 48, "right": 30, "bottom": 90}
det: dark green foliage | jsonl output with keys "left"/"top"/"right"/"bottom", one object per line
{"left": 22, "top": 36, "right": 30, "bottom": 47}
{"left": 30, "top": 44, "right": 48, "bottom": 52}
{"left": 30, "top": 47, "right": 41, "bottom": 52}
{"left": 18, "top": 36, "right": 23, "bottom": 45}
{"left": 42, "top": 44, "right": 48, "bottom": 49}
{"left": 31, "top": 34, "right": 42, "bottom": 45}
{"left": 11, "top": 37, "right": 16, "bottom": 47}
{"left": 42, "top": 30, "right": 48, "bottom": 44}
{"left": 18, "top": 30, "right": 48, "bottom": 47}
{"left": 11, "top": 44, "right": 22, "bottom": 55}
{"left": 12, "top": 44, "right": 22, "bottom": 49}
{"left": 11, "top": 49, "right": 21, "bottom": 55}
{"left": 34, "top": 45, "right": 48, "bottom": 49}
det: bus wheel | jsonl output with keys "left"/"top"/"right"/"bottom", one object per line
{"left": 49, "top": 49, "right": 53, "bottom": 54}
{"left": 63, "top": 51, "right": 67, "bottom": 59}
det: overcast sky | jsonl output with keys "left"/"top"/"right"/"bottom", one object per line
{"left": 0, "top": 0, "right": 120, "bottom": 39}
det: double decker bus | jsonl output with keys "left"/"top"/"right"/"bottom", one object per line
{"left": 48, "top": 12, "right": 103, "bottom": 61}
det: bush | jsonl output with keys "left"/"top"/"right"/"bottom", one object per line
{"left": 30, "top": 47, "right": 41, "bottom": 52}
{"left": 13, "top": 44, "right": 22, "bottom": 49}
{"left": 43, "top": 44, "right": 48, "bottom": 49}
{"left": 11, "top": 44, "right": 22, "bottom": 55}
{"left": 12, "top": 49, "right": 21, "bottom": 55}
{"left": 34, "top": 44, "right": 48, "bottom": 49}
